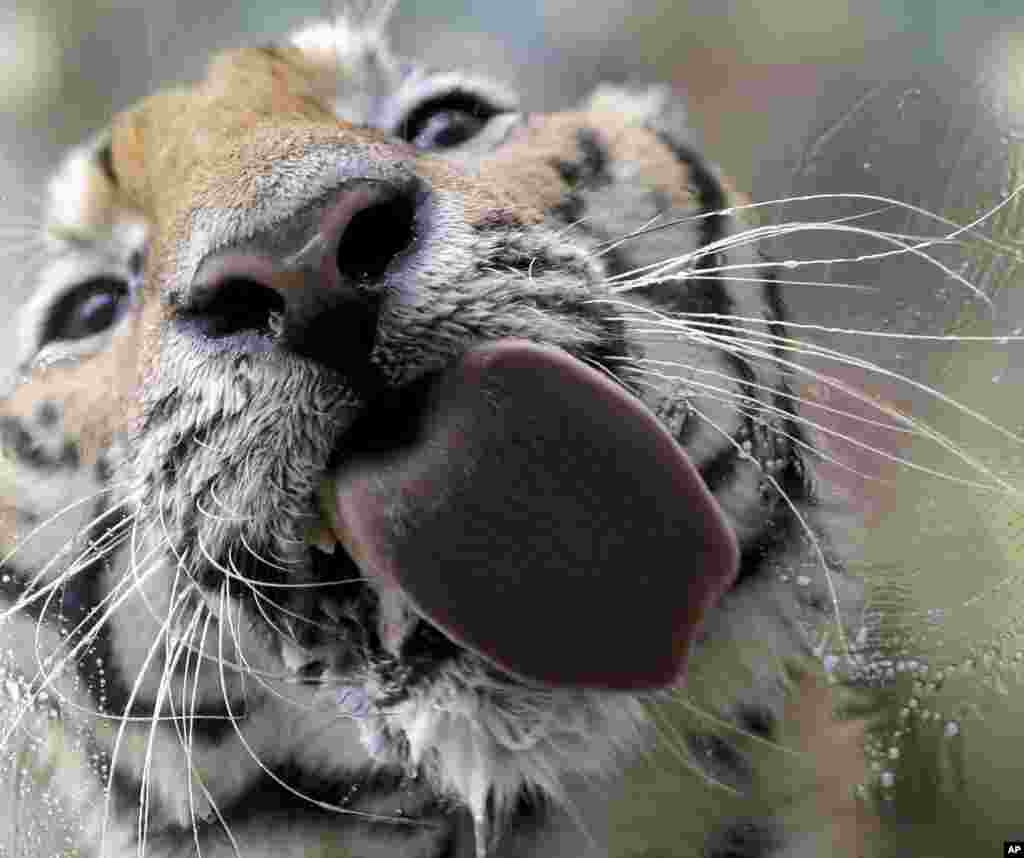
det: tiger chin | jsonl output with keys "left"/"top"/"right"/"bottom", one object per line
{"left": 0, "top": 12, "right": 872, "bottom": 858}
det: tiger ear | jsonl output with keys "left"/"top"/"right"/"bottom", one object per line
{"left": 583, "top": 83, "right": 693, "bottom": 142}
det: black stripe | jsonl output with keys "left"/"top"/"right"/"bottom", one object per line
{"left": 686, "top": 730, "right": 752, "bottom": 790}
{"left": 735, "top": 702, "right": 777, "bottom": 740}
{"left": 138, "top": 390, "right": 183, "bottom": 435}
{"left": 69, "top": 553, "right": 245, "bottom": 744}
{"left": 555, "top": 129, "right": 610, "bottom": 187}
{"left": 639, "top": 135, "right": 733, "bottom": 318}
{"left": 631, "top": 135, "right": 821, "bottom": 600}
{"left": 705, "top": 817, "right": 784, "bottom": 858}
{"left": 636, "top": 134, "right": 764, "bottom": 412}
{"left": 216, "top": 764, "right": 450, "bottom": 840}
{"left": 734, "top": 497, "right": 802, "bottom": 588}
{"left": 0, "top": 415, "right": 80, "bottom": 470}
{"left": 96, "top": 140, "right": 118, "bottom": 188}
{"left": 699, "top": 442, "right": 743, "bottom": 494}
{"left": 760, "top": 263, "right": 815, "bottom": 507}
{"left": 761, "top": 262, "right": 789, "bottom": 352}
{"left": 652, "top": 134, "right": 728, "bottom": 248}
{"left": 541, "top": 126, "right": 630, "bottom": 276}
{"left": 549, "top": 128, "right": 613, "bottom": 225}
{"left": 7, "top": 494, "right": 245, "bottom": 745}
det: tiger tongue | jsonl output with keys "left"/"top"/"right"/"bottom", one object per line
{"left": 326, "top": 339, "right": 738, "bottom": 690}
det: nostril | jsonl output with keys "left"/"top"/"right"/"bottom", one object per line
{"left": 188, "top": 277, "right": 286, "bottom": 339}
{"left": 180, "top": 179, "right": 420, "bottom": 376}
{"left": 335, "top": 192, "right": 416, "bottom": 284}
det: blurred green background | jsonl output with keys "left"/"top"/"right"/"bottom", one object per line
{"left": 4, "top": 2, "right": 1024, "bottom": 855}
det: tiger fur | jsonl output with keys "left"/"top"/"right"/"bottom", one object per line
{"left": 0, "top": 13, "right": 872, "bottom": 858}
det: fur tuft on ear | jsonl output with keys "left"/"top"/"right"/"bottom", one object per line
{"left": 584, "top": 83, "right": 693, "bottom": 146}
{"left": 286, "top": 16, "right": 400, "bottom": 122}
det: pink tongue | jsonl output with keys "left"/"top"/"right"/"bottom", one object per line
{"left": 328, "top": 339, "right": 738, "bottom": 690}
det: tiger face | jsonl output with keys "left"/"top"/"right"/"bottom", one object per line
{"left": 0, "top": 16, "right": 861, "bottom": 858}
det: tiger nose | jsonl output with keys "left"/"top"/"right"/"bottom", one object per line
{"left": 183, "top": 180, "right": 418, "bottom": 376}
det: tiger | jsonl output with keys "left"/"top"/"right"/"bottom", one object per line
{"left": 0, "top": 8, "right": 937, "bottom": 858}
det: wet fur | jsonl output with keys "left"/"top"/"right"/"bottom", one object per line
{"left": 0, "top": 11, "right": 907, "bottom": 858}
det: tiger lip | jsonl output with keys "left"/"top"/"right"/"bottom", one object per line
{"left": 311, "top": 337, "right": 740, "bottom": 692}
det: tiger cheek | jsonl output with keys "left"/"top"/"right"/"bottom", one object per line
{"left": 5, "top": 329, "right": 145, "bottom": 466}
{"left": 134, "top": 249, "right": 174, "bottom": 394}
{"left": 476, "top": 110, "right": 693, "bottom": 216}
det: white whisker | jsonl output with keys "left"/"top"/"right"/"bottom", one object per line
{"left": 0, "top": 479, "right": 135, "bottom": 585}
{"left": 215, "top": 581, "right": 431, "bottom": 826}
{"left": 608, "top": 220, "right": 996, "bottom": 312}
{"left": 593, "top": 297, "right": 1024, "bottom": 493}
{"left": 100, "top": 582, "right": 195, "bottom": 858}
{"left": 138, "top": 593, "right": 202, "bottom": 856}
{"left": 693, "top": 273, "right": 880, "bottom": 292}
{"left": 688, "top": 397, "right": 850, "bottom": 656}
{"left": 0, "top": 554, "right": 171, "bottom": 755}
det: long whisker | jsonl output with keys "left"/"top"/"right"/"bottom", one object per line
{"left": 688, "top": 397, "right": 851, "bottom": 656}
{"left": 622, "top": 367, "right": 902, "bottom": 486}
{"left": 607, "top": 220, "right": 996, "bottom": 312}
{"left": 699, "top": 329, "right": 1020, "bottom": 494}
{"left": 11, "top": 510, "right": 135, "bottom": 632}
{"left": 618, "top": 353, "right": 913, "bottom": 435}
{"left": 595, "top": 299, "right": 1024, "bottom": 491}
{"left": 170, "top": 600, "right": 208, "bottom": 857}
{"left": 613, "top": 305, "right": 1024, "bottom": 344}
{"left": 14, "top": 529, "right": 185, "bottom": 729}
{"left": 29, "top": 518, "right": 144, "bottom": 694}
{"left": 187, "top": 607, "right": 243, "bottom": 857}
{"left": 0, "top": 479, "right": 134, "bottom": 581}
{"left": 100, "top": 581, "right": 196, "bottom": 857}
{"left": 198, "top": 528, "right": 362, "bottom": 591}
{"left": 138, "top": 593, "right": 202, "bottom": 856}
{"left": 645, "top": 701, "right": 743, "bottom": 795}
{"left": 239, "top": 529, "right": 302, "bottom": 573}
{"left": 622, "top": 360, "right": 1002, "bottom": 491}
{"left": 0, "top": 552, "right": 168, "bottom": 756}
{"left": 600, "top": 189, "right": 1024, "bottom": 259}
{"left": 214, "top": 581, "right": 431, "bottom": 826}
{"left": 682, "top": 272, "right": 881, "bottom": 292}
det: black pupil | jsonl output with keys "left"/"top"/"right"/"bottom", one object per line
{"left": 412, "top": 110, "right": 485, "bottom": 150}
{"left": 44, "top": 277, "right": 128, "bottom": 344}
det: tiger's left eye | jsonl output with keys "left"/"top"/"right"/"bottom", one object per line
{"left": 410, "top": 109, "right": 487, "bottom": 150}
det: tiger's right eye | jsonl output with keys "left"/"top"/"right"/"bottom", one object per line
{"left": 41, "top": 276, "right": 131, "bottom": 346}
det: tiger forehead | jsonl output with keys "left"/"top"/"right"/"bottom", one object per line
{"left": 101, "top": 42, "right": 691, "bottom": 235}
{"left": 105, "top": 46, "right": 501, "bottom": 232}
{"left": 108, "top": 46, "right": 391, "bottom": 221}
